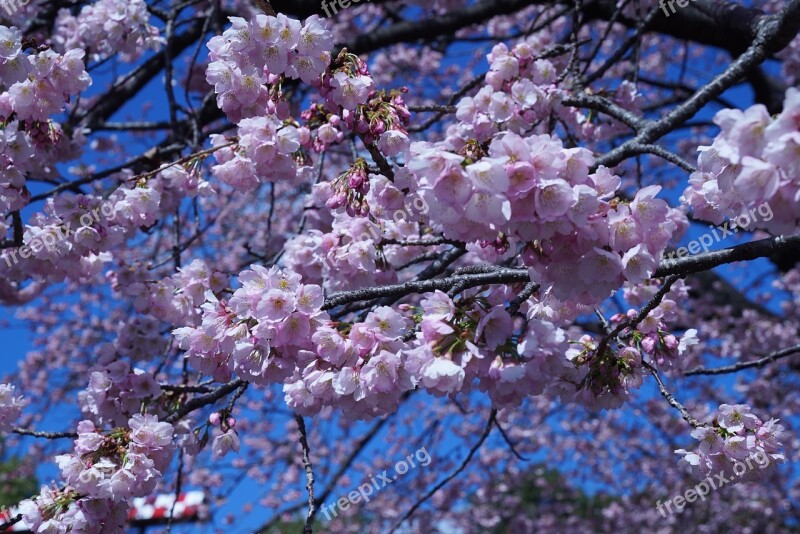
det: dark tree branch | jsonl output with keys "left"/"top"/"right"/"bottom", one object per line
{"left": 12, "top": 428, "right": 78, "bottom": 439}
{"left": 595, "top": 0, "right": 800, "bottom": 169}
{"left": 643, "top": 360, "right": 702, "bottom": 428}
{"left": 165, "top": 379, "right": 247, "bottom": 423}
{"left": 685, "top": 344, "right": 800, "bottom": 376}
{"left": 295, "top": 414, "right": 316, "bottom": 534}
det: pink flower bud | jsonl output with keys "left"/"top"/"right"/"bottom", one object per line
{"left": 348, "top": 173, "right": 365, "bottom": 190}
{"left": 662, "top": 334, "right": 678, "bottom": 350}
{"left": 209, "top": 412, "right": 221, "bottom": 425}
{"left": 371, "top": 120, "right": 386, "bottom": 135}
{"left": 641, "top": 335, "right": 656, "bottom": 354}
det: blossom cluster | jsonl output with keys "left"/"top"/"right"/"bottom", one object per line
{"left": 19, "top": 485, "right": 128, "bottom": 533}
{"left": 18, "top": 415, "right": 174, "bottom": 531}
{"left": 284, "top": 175, "right": 429, "bottom": 291}
{"left": 206, "top": 14, "right": 333, "bottom": 123}
{"left": 115, "top": 258, "right": 228, "bottom": 326}
{"left": 682, "top": 88, "right": 800, "bottom": 234}
{"left": 173, "top": 265, "right": 327, "bottom": 385}
{"left": 285, "top": 305, "right": 416, "bottom": 418}
{"left": 406, "top": 131, "right": 682, "bottom": 305}
{"left": 2, "top": 159, "right": 214, "bottom": 284}
{"left": 454, "top": 38, "right": 641, "bottom": 145}
{"left": 205, "top": 14, "right": 332, "bottom": 190}
{"left": 52, "top": 0, "right": 162, "bottom": 62}
{"left": 171, "top": 265, "right": 575, "bottom": 417}
{"left": 2, "top": 183, "right": 160, "bottom": 282}
{"left": 319, "top": 50, "right": 375, "bottom": 115}
{"left": 288, "top": 287, "right": 578, "bottom": 415}
{"left": 0, "top": 382, "right": 24, "bottom": 431}
{"left": 55, "top": 415, "right": 174, "bottom": 500}
{"left": 457, "top": 50, "right": 555, "bottom": 139}
{"left": 320, "top": 51, "right": 411, "bottom": 151}
{"left": 676, "top": 404, "right": 787, "bottom": 481}
{"left": 1, "top": 37, "right": 90, "bottom": 122}
{"left": 0, "top": 26, "right": 91, "bottom": 214}
{"left": 79, "top": 361, "right": 162, "bottom": 427}
{"left": 209, "top": 115, "right": 310, "bottom": 191}
{"left": 298, "top": 54, "right": 409, "bottom": 161}
{"left": 409, "top": 289, "right": 570, "bottom": 409}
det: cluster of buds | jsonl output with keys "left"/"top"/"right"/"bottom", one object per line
{"left": 320, "top": 48, "right": 371, "bottom": 102}
{"left": 569, "top": 335, "right": 644, "bottom": 408}
{"left": 208, "top": 410, "right": 236, "bottom": 431}
{"left": 266, "top": 76, "right": 292, "bottom": 120}
{"left": 326, "top": 157, "right": 370, "bottom": 216}
{"left": 24, "top": 119, "right": 63, "bottom": 148}
{"left": 319, "top": 49, "right": 411, "bottom": 147}
{"left": 458, "top": 138, "right": 489, "bottom": 162}
{"left": 300, "top": 103, "right": 345, "bottom": 152}
{"left": 609, "top": 310, "right": 694, "bottom": 370}
{"left": 346, "top": 87, "right": 411, "bottom": 146}
{"left": 479, "top": 233, "right": 510, "bottom": 255}
{"left": 208, "top": 411, "right": 240, "bottom": 459}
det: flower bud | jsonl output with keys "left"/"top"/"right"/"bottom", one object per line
{"left": 662, "top": 334, "right": 678, "bottom": 350}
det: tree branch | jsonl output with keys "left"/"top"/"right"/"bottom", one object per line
{"left": 295, "top": 414, "right": 316, "bottom": 534}
{"left": 685, "top": 344, "right": 800, "bottom": 376}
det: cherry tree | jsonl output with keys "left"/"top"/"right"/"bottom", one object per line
{"left": 0, "top": 0, "right": 799, "bottom": 531}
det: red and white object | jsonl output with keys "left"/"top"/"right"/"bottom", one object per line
{"left": 128, "top": 490, "right": 206, "bottom": 522}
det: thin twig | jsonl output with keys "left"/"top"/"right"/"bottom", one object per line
{"left": 165, "top": 379, "right": 247, "bottom": 424}
{"left": 12, "top": 428, "right": 78, "bottom": 439}
{"left": 643, "top": 360, "right": 702, "bottom": 428}
{"left": 493, "top": 417, "right": 528, "bottom": 461}
{"left": 594, "top": 274, "right": 682, "bottom": 360}
{"left": 0, "top": 514, "right": 23, "bottom": 532}
{"left": 507, "top": 281, "right": 539, "bottom": 314}
{"left": 390, "top": 409, "right": 496, "bottom": 533}
{"left": 295, "top": 414, "right": 316, "bottom": 534}
{"left": 685, "top": 344, "right": 800, "bottom": 376}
